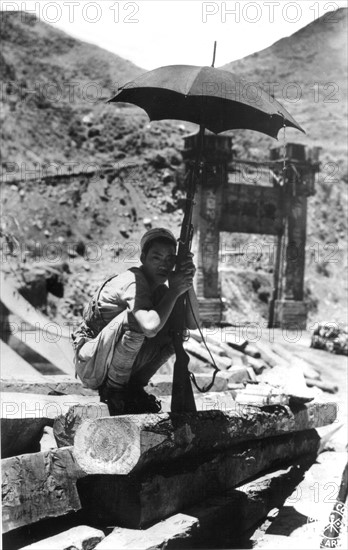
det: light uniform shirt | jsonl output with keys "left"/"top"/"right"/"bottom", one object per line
{"left": 98, "top": 267, "right": 167, "bottom": 330}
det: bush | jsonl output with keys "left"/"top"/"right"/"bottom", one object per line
{"left": 304, "top": 285, "right": 319, "bottom": 314}
{"left": 315, "top": 261, "right": 330, "bottom": 277}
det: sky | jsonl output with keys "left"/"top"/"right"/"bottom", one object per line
{"left": 1, "top": 0, "right": 348, "bottom": 69}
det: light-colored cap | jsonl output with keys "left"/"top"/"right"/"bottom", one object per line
{"left": 140, "top": 228, "right": 177, "bottom": 253}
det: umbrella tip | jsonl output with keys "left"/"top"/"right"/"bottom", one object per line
{"left": 294, "top": 122, "right": 306, "bottom": 135}
{"left": 211, "top": 41, "right": 217, "bottom": 68}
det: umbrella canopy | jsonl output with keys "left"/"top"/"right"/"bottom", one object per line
{"left": 109, "top": 65, "right": 305, "bottom": 138}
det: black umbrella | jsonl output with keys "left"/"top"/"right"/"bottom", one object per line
{"left": 109, "top": 64, "right": 304, "bottom": 138}
{"left": 109, "top": 52, "right": 304, "bottom": 412}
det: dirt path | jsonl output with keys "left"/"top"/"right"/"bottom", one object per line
{"left": 250, "top": 329, "right": 347, "bottom": 549}
{"left": 252, "top": 451, "right": 347, "bottom": 549}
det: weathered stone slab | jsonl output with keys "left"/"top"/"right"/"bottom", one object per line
{"left": 271, "top": 342, "right": 320, "bottom": 379}
{"left": 146, "top": 372, "right": 230, "bottom": 396}
{"left": 252, "top": 451, "right": 348, "bottom": 549}
{"left": 1, "top": 392, "right": 104, "bottom": 419}
{"left": 191, "top": 328, "right": 248, "bottom": 353}
{"left": 224, "top": 332, "right": 248, "bottom": 351}
{"left": 1, "top": 392, "right": 105, "bottom": 457}
{"left": 260, "top": 364, "right": 318, "bottom": 401}
{"left": 1, "top": 415, "right": 47, "bottom": 458}
{"left": 54, "top": 392, "right": 235, "bottom": 450}
{"left": 2, "top": 428, "right": 328, "bottom": 534}
{"left": 54, "top": 402, "right": 109, "bottom": 447}
{"left": 73, "top": 401, "right": 337, "bottom": 475}
{"left": 192, "top": 332, "right": 246, "bottom": 366}
{"left": 255, "top": 340, "right": 289, "bottom": 368}
{"left": 95, "top": 514, "right": 197, "bottom": 549}
{"left": 2, "top": 447, "right": 85, "bottom": 533}
{"left": 40, "top": 426, "right": 57, "bottom": 452}
{"left": 186, "top": 456, "right": 317, "bottom": 549}
{"left": 218, "top": 344, "right": 246, "bottom": 366}
{"left": 0, "top": 375, "right": 97, "bottom": 396}
{"left": 163, "top": 390, "right": 235, "bottom": 412}
{"left": 234, "top": 383, "right": 289, "bottom": 407}
{"left": 78, "top": 430, "right": 321, "bottom": 528}
{"left": 227, "top": 365, "right": 251, "bottom": 384}
{"left": 0, "top": 272, "right": 75, "bottom": 375}
{"left": 0, "top": 341, "right": 45, "bottom": 378}
{"left": 19, "top": 525, "right": 105, "bottom": 550}
{"left": 305, "top": 377, "right": 338, "bottom": 393}
{"left": 179, "top": 353, "right": 209, "bottom": 373}
{"left": 242, "top": 354, "right": 268, "bottom": 374}
{"left": 243, "top": 344, "right": 261, "bottom": 358}
{"left": 184, "top": 339, "right": 232, "bottom": 369}
{"left": 99, "top": 471, "right": 297, "bottom": 550}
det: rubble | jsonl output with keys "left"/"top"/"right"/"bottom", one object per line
{"left": 311, "top": 321, "right": 348, "bottom": 355}
{"left": 19, "top": 526, "right": 105, "bottom": 550}
{"left": 182, "top": 328, "right": 338, "bottom": 401}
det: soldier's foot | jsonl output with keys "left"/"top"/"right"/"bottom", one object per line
{"left": 125, "top": 385, "right": 161, "bottom": 414}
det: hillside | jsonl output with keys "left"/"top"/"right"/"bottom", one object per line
{"left": 0, "top": 9, "right": 347, "bottom": 327}
{"left": 222, "top": 7, "right": 347, "bottom": 167}
{"left": 0, "top": 11, "right": 144, "bottom": 167}
{"left": 220, "top": 8, "right": 348, "bottom": 325}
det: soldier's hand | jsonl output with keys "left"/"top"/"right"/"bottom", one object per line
{"left": 168, "top": 253, "right": 196, "bottom": 297}
{"left": 178, "top": 252, "right": 196, "bottom": 277}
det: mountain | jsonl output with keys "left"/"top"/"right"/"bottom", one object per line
{"left": 0, "top": 11, "right": 144, "bottom": 167}
{"left": 0, "top": 9, "right": 347, "bottom": 326}
{"left": 221, "top": 7, "right": 348, "bottom": 170}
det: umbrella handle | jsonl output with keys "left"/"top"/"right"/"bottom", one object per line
{"left": 176, "top": 125, "right": 204, "bottom": 263}
{"left": 170, "top": 125, "right": 206, "bottom": 412}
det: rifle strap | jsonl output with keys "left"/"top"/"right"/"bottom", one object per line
{"left": 189, "top": 368, "right": 220, "bottom": 393}
{"left": 185, "top": 294, "right": 221, "bottom": 393}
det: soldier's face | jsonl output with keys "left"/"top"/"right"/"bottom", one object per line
{"left": 141, "top": 242, "right": 177, "bottom": 285}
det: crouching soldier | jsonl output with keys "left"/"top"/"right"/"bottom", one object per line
{"left": 72, "top": 228, "right": 200, "bottom": 415}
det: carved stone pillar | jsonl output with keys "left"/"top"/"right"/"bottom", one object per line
{"left": 183, "top": 132, "right": 232, "bottom": 324}
{"left": 270, "top": 143, "right": 318, "bottom": 329}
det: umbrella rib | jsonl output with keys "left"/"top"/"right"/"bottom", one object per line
{"left": 182, "top": 66, "right": 207, "bottom": 96}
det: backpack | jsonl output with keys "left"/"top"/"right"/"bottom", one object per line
{"left": 71, "top": 275, "right": 118, "bottom": 375}
{"left": 82, "top": 274, "right": 118, "bottom": 338}
{"left": 72, "top": 274, "right": 125, "bottom": 389}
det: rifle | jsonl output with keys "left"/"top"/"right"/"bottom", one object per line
{"left": 170, "top": 126, "right": 204, "bottom": 412}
